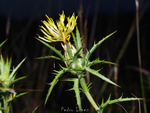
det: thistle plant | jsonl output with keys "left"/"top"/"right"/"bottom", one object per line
{"left": 37, "top": 11, "right": 140, "bottom": 113}
{"left": 0, "top": 40, "right": 26, "bottom": 113}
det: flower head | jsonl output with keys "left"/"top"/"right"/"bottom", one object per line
{"left": 39, "top": 11, "right": 78, "bottom": 44}
{"left": 0, "top": 56, "right": 26, "bottom": 88}
{"left": 0, "top": 56, "right": 12, "bottom": 88}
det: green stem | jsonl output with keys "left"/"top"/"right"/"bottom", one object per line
{"left": 74, "top": 78, "right": 82, "bottom": 110}
{"left": 80, "top": 78, "right": 99, "bottom": 112}
{"left": 3, "top": 93, "right": 9, "bottom": 113}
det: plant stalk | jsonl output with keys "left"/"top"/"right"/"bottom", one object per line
{"left": 3, "top": 93, "right": 9, "bottom": 113}
{"left": 80, "top": 78, "right": 99, "bottom": 112}
{"left": 135, "top": 0, "right": 147, "bottom": 113}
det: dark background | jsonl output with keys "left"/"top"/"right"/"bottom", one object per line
{"left": 0, "top": 0, "right": 150, "bottom": 112}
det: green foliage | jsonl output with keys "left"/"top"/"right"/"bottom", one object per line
{"left": 9, "top": 58, "right": 26, "bottom": 83}
{"left": 38, "top": 27, "right": 139, "bottom": 112}
{"left": 0, "top": 39, "right": 7, "bottom": 48}
{"left": 0, "top": 54, "right": 26, "bottom": 88}
{"left": 80, "top": 77, "right": 99, "bottom": 111}
{"left": 66, "top": 43, "right": 73, "bottom": 58}
{"left": 45, "top": 68, "right": 70, "bottom": 105}
{"left": 98, "top": 94, "right": 142, "bottom": 113}
{"left": 85, "top": 67, "right": 119, "bottom": 87}
{"left": 36, "top": 56, "right": 61, "bottom": 60}
{"left": 36, "top": 38, "right": 66, "bottom": 65}
{"left": 0, "top": 40, "right": 26, "bottom": 113}
{"left": 31, "top": 105, "right": 40, "bottom": 113}
{"left": 72, "top": 27, "right": 83, "bottom": 52}
{"left": 87, "top": 58, "right": 117, "bottom": 67}
{"left": 85, "top": 31, "right": 117, "bottom": 60}
{"left": 8, "top": 92, "right": 27, "bottom": 102}
{"left": 65, "top": 78, "right": 82, "bottom": 110}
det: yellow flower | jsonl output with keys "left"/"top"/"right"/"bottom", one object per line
{"left": 39, "top": 11, "right": 78, "bottom": 44}
{"left": 10, "top": 93, "right": 16, "bottom": 101}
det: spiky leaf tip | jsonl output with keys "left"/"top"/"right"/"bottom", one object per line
{"left": 85, "top": 67, "right": 120, "bottom": 87}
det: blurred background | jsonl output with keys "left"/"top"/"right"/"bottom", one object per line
{"left": 0, "top": 0, "right": 150, "bottom": 112}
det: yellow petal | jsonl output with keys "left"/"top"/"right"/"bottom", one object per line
{"left": 39, "top": 11, "right": 77, "bottom": 43}
{"left": 10, "top": 95, "right": 12, "bottom": 101}
{"left": 13, "top": 93, "right": 16, "bottom": 98}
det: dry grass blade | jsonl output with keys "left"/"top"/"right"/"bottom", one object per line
{"left": 131, "top": 93, "right": 142, "bottom": 113}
